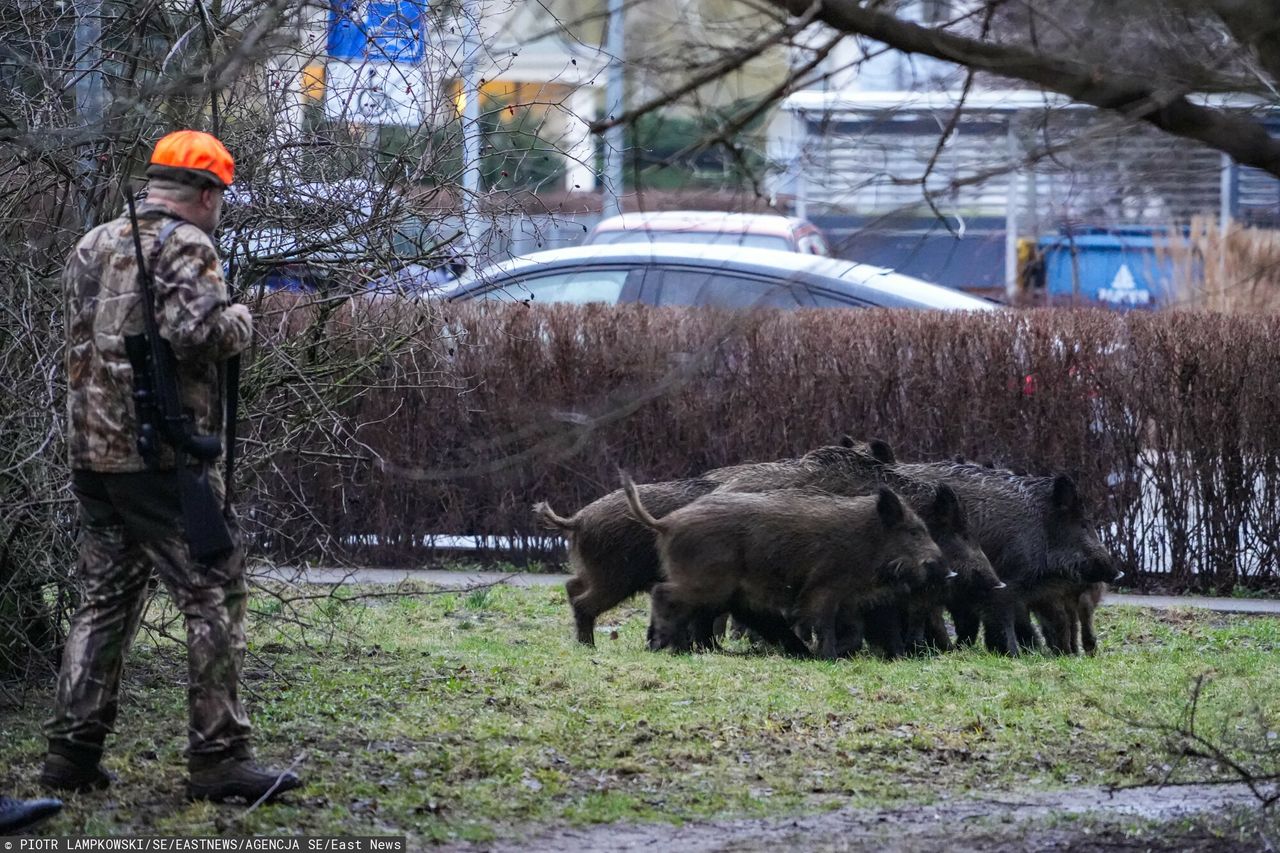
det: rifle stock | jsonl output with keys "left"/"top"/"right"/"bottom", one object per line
{"left": 179, "top": 464, "right": 234, "bottom": 563}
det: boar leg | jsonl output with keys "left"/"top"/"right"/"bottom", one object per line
{"left": 1015, "top": 607, "right": 1041, "bottom": 652}
{"left": 730, "top": 596, "right": 811, "bottom": 658}
{"left": 798, "top": 597, "right": 843, "bottom": 660}
{"left": 564, "top": 575, "right": 598, "bottom": 645}
{"left": 864, "top": 604, "right": 906, "bottom": 659}
{"left": 688, "top": 609, "right": 723, "bottom": 652}
{"left": 1033, "top": 601, "right": 1072, "bottom": 654}
{"left": 831, "top": 606, "right": 868, "bottom": 657}
{"left": 569, "top": 583, "right": 639, "bottom": 646}
{"left": 833, "top": 610, "right": 865, "bottom": 658}
{"left": 950, "top": 603, "right": 981, "bottom": 647}
{"left": 1063, "top": 596, "right": 1082, "bottom": 655}
{"left": 923, "top": 606, "right": 953, "bottom": 652}
{"left": 904, "top": 603, "right": 927, "bottom": 654}
{"left": 1079, "top": 589, "right": 1099, "bottom": 656}
{"left": 984, "top": 606, "right": 1020, "bottom": 656}
{"left": 905, "top": 601, "right": 952, "bottom": 655}
{"left": 648, "top": 583, "right": 695, "bottom": 653}
{"left": 644, "top": 610, "right": 703, "bottom": 650}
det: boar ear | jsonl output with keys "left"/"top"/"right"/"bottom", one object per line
{"left": 1051, "top": 474, "right": 1082, "bottom": 517}
{"left": 932, "top": 484, "right": 966, "bottom": 533}
{"left": 840, "top": 434, "right": 857, "bottom": 448}
{"left": 868, "top": 438, "right": 896, "bottom": 464}
{"left": 876, "top": 487, "right": 906, "bottom": 528}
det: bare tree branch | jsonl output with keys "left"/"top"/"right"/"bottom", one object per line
{"left": 767, "top": 0, "right": 1280, "bottom": 178}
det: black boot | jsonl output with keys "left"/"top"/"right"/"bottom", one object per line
{"left": 40, "top": 753, "right": 112, "bottom": 793}
{"left": 0, "top": 795, "right": 63, "bottom": 832}
{"left": 186, "top": 756, "right": 302, "bottom": 804}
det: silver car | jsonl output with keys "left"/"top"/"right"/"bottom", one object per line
{"left": 448, "top": 244, "right": 999, "bottom": 311}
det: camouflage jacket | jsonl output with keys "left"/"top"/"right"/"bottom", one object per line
{"left": 63, "top": 200, "right": 253, "bottom": 472}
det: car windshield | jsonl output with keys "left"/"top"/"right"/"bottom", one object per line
{"left": 477, "top": 268, "right": 630, "bottom": 305}
{"left": 592, "top": 229, "right": 793, "bottom": 252}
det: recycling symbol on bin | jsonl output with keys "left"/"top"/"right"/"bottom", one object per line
{"left": 1098, "top": 264, "right": 1151, "bottom": 306}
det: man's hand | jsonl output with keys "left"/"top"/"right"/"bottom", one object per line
{"left": 225, "top": 303, "right": 252, "bottom": 331}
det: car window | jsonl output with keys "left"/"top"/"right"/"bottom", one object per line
{"left": 481, "top": 268, "right": 631, "bottom": 305}
{"left": 807, "top": 288, "right": 874, "bottom": 309}
{"left": 592, "top": 230, "right": 794, "bottom": 252}
{"left": 655, "top": 268, "right": 805, "bottom": 309}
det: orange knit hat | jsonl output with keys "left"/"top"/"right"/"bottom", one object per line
{"left": 146, "top": 130, "right": 235, "bottom": 188}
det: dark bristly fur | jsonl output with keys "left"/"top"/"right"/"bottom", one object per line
{"left": 892, "top": 462, "right": 1120, "bottom": 655}
{"left": 622, "top": 475, "right": 943, "bottom": 660}
{"left": 532, "top": 439, "right": 883, "bottom": 649}
{"left": 700, "top": 438, "right": 895, "bottom": 485}
{"left": 713, "top": 443, "right": 1003, "bottom": 658}
{"left": 533, "top": 478, "right": 718, "bottom": 645}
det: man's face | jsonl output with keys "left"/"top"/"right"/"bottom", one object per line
{"left": 200, "top": 187, "right": 225, "bottom": 233}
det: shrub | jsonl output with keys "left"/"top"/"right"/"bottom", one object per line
{"left": 244, "top": 302, "right": 1280, "bottom": 594}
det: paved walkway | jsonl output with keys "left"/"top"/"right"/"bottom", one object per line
{"left": 256, "top": 566, "right": 1280, "bottom": 614}
{"left": 1106, "top": 592, "right": 1280, "bottom": 613}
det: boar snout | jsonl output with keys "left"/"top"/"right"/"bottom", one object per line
{"left": 922, "top": 559, "right": 949, "bottom": 585}
{"left": 1082, "top": 555, "right": 1122, "bottom": 583}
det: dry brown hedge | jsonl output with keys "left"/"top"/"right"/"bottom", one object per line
{"left": 244, "top": 302, "right": 1280, "bottom": 593}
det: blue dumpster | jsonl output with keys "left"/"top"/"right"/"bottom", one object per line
{"left": 1038, "top": 229, "right": 1184, "bottom": 309}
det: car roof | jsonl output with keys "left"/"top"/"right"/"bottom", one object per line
{"left": 452, "top": 243, "right": 1000, "bottom": 310}
{"left": 590, "top": 210, "right": 811, "bottom": 237}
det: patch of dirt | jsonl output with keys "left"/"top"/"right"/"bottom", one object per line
{"left": 455, "top": 783, "right": 1274, "bottom": 853}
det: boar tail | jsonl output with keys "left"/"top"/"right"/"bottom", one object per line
{"left": 620, "top": 471, "right": 666, "bottom": 532}
{"left": 533, "top": 501, "right": 579, "bottom": 532}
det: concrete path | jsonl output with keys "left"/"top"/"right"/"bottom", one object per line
{"left": 256, "top": 566, "right": 1280, "bottom": 614}
{"left": 258, "top": 566, "right": 566, "bottom": 588}
{"left": 1108, "top": 592, "right": 1280, "bottom": 614}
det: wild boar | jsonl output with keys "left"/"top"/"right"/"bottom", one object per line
{"left": 713, "top": 443, "right": 1004, "bottom": 657}
{"left": 860, "top": 484, "right": 1006, "bottom": 657}
{"left": 893, "top": 462, "right": 1116, "bottom": 655}
{"left": 622, "top": 477, "right": 944, "bottom": 659}
{"left": 533, "top": 439, "right": 889, "bottom": 650}
{"left": 534, "top": 478, "right": 718, "bottom": 645}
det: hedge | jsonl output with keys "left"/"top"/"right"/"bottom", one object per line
{"left": 243, "top": 300, "right": 1280, "bottom": 593}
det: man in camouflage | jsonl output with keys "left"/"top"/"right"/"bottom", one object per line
{"left": 43, "top": 130, "right": 302, "bottom": 803}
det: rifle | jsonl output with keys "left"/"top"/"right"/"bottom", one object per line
{"left": 122, "top": 186, "right": 235, "bottom": 563}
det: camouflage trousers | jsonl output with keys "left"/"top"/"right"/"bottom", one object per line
{"left": 45, "top": 468, "right": 252, "bottom": 766}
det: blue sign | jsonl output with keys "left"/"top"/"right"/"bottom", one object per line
{"left": 328, "top": 1, "right": 427, "bottom": 63}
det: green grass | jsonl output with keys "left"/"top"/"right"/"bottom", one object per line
{"left": 2, "top": 586, "right": 1277, "bottom": 844}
